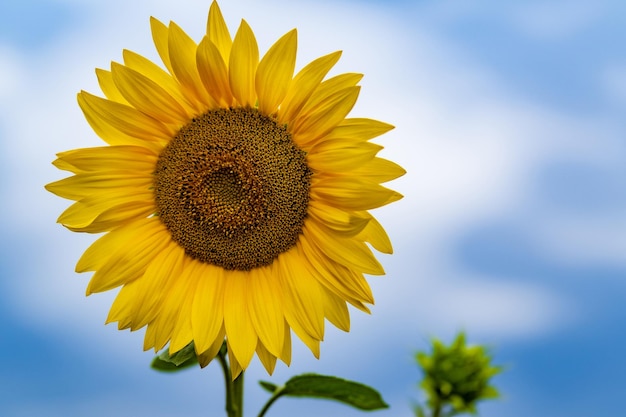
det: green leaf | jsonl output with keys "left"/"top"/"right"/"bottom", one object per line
{"left": 151, "top": 355, "right": 198, "bottom": 372}
{"left": 259, "top": 380, "right": 279, "bottom": 393}
{"left": 151, "top": 342, "right": 199, "bottom": 372}
{"left": 279, "top": 373, "right": 388, "bottom": 410}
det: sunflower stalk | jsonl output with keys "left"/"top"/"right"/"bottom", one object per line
{"left": 256, "top": 385, "right": 285, "bottom": 417}
{"left": 231, "top": 373, "right": 244, "bottom": 417}
{"left": 217, "top": 343, "right": 244, "bottom": 417}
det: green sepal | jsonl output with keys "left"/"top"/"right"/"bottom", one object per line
{"left": 276, "top": 373, "right": 388, "bottom": 411}
{"left": 259, "top": 381, "right": 279, "bottom": 393}
{"left": 151, "top": 341, "right": 199, "bottom": 372}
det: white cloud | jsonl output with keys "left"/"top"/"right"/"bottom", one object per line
{"left": 511, "top": 0, "right": 608, "bottom": 41}
{"left": 407, "top": 0, "right": 610, "bottom": 42}
{"left": 526, "top": 211, "right": 626, "bottom": 268}
{"left": 0, "top": 45, "right": 23, "bottom": 100}
{"left": 416, "top": 275, "right": 570, "bottom": 337}
{"left": 602, "top": 63, "right": 626, "bottom": 104}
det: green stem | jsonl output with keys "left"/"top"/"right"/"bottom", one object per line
{"left": 432, "top": 400, "right": 442, "bottom": 417}
{"left": 232, "top": 372, "right": 244, "bottom": 417}
{"left": 257, "top": 388, "right": 285, "bottom": 417}
{"left": 217, "top": 349, "right": 234, "bottom": 417}
{"left": 217, "top": 344, "right": 244, "bottom": 417}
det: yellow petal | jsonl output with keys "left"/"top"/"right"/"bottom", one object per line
{"left": 345, "top": 299, "right": 372, "bottom": 314}
{"left": 284, "top": 315, "right": 320, "bottom": 359}
{"left": 256, "top": 340, "right": 278, "bottom": 375}
{"left": 131, "top": 242, "right": 184, "bottom": 330}
{"left": 122, "top": 49, "right": 196, "bottom": 115}
{"left": 192, "top": 262, "right": 226, "bottom": 353}
{"left": 106, "top": 279, "right": 141, "bottom": 329}
{"left": 148, "top": 256, "right": 196, "bottom": 352}
{"left": 197, "top": 36, "right": 234, "bottom": 107}
{"left": 311, "top": 176, "right": 402, "bottom": 211}
{"left": 168, "top": 21, "right": 214, "bottom": 108}
{"left": 56, "top": 187, "right": 152, "bottom": 223}
{"left": 46, "top": 173, "right": 152, "bottom": 201}
{"left": 321, "top": 286, "right": 350, "bottom": 332}
{"left": 348, "top": 157, "right": 407, "bottom": 183}
{"left": 229, "top": 19, "right": 258, "bottom": 107}
{"left": 325, "top": 117, "right": 395, "bottom": 141}
{"left": 111, "top": 62, "right": 188, "bottom": 125}
{"left": 338, "top": 268, "right": 375, "bottom": 307}
{"left": 75, "top": 206, "right": 153, "bottom": 234}
{"left": 309, "top": 137, "right": 383, "bottom": 154}
{"left": 169, "top": 266, "right": 199, "bottom": 353}
{"left": 96, "top": 68, "right": 128, "bottom": 104}
{"left": 223, "top": 270, "right": 257, "bottom": 370}
{"left": 85, "top": 218, "right": 170, "bottom": 295}
{"left": 278, "top": 250, "right": 325, "bottom": 341}
{"left": 58, "top": 191, "right": 153, "bottom": 233}
{"left": 227, "top": 340, "right": 245, "bottom": 379}
{"left": 78, "top": 91, "right": 173, "bottom": 143}
{"left": 76, "top": 217, "right": 151, "bottom": 272}
{"left": 307, "top": 140, "right": 383, "bottom": 172}
{"left": 150, "top": 17, "right": 174, "bottom": 75}
{"left": 256, "top": 29, "right": 297, "bottom": 114}
{"left": 207, "top": 0, "right": 232, "bottom": 64}
{"left": 197, "top": 327, "right": 226, "bottom": 367}
{"left": 170, "top": 319, "right": 194, "bottom": 356}
{"left": 279, "top": 51, "right": 342, "bottom": 125}
{"left": 307, "top": 200, "right": 370, "bottom": 237}
{"left": 247, "top": 266, "right": 285, "bottom": 358}
{"left": 299, "top": 73, "right": 363, "bottom": 117}
{"left": 77, "top": 94, "right": 156, "bottom": 149}
{"left": 304, "top": 220, "right": 385, "bottom": 276}
{"left": 51, "top": 158, "right": 79, "bottom": 173}
{"left": 72, "top": 204, "right": 153, "bottom": 234}
{"left": 143, "top": 320, "right": 161, "bottom": 352}
{"left": 53, "top": 145, "right": 157, "bottom": 174}
{"left": 292, "top": 86, "right": 361, "bottom": 146}
{"left": 357, "top": 214, "right": 393, "bottom": 254}
{"left": 298, "top": 237, "right": 374, "bottom": 304}
{"left": 280, "top": 320, "right": 292, "bottom": 365}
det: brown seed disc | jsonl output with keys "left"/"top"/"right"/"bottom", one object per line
{"left": 154, "top": 107, "right": 311, "bottom": 270}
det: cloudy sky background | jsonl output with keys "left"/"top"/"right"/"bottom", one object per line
{"left": 1, "top": 0, "right": 626, "bottom": 416}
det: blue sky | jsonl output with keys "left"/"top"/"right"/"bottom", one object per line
{"left": 1, "top": 0, "right": 626, "bottom": 416}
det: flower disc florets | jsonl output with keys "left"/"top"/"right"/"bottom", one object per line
{"left": 154, "top": 107, "right": 311, "bottom": 270}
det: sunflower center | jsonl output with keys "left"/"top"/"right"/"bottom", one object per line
{"left": 154, "top": 107, "right": 311, "bottom": 271}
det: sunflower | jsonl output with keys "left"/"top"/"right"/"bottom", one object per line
{"left": 46, "top": 1, "right": 404, "bottom": 376}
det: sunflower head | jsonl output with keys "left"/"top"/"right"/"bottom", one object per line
{"left": 46, "top": 0, "right": 405, "bottom": 376}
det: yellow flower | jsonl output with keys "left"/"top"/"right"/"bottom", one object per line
{"left": 46, "top": 1, "right": 404, "bottom": 376}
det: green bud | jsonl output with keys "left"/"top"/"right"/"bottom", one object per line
{"left": 415, "top": 332, "right": 502, "bottom": 416}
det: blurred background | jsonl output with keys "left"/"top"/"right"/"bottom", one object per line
{"left": 1, "top": 0, "right": 625, "bottom": 416}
